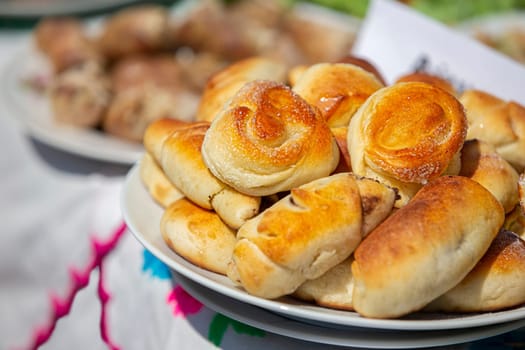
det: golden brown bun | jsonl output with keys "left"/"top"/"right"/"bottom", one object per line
{"left": 293, "top": 177, "right": 396, "bottom": 309}
{"left": 426, "top": 229, "right": 525, "bottom": 313}
{"left": 352, "top": 176, "right": 504, "bottom": 319}
{"left": 202, "top": 80, "right": 340, "bottom": 197}
{"left": 292, "top": 63, "right": 384, "bottom": 128}
{"left": 228, "top": 173, "right": 396, "bottom": 299}
{"left": 139, "top": 153, "right": 184, "bottom": 208}
{"left": 460, "top": 89, "right": 525, "bottom": 172}
{"left": 195, "top": 57, "right": 287, "bottom": 122}
{"left": 161, "top": 198, "right": 236, "bottom": 275}
{"left": 395, "top": 72, "right": 456, "bottom": 96}
{"left": 160, "top": 122, "right": 260, "bottom": 229}
{"left": 347, "top": 82, "right": 467, "bottom": 207}
{"left": 460, "top": 139, "right": 519, "bottom": 213}
{"left": 143, "top": 118, "right": 192, "bottom": 163}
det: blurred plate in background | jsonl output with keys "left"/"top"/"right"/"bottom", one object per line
{"left": 1, "top": 42, "right": 143, "bottom": 164}
{"left": 0, "top": 0, "right": 147, "bottom": 18}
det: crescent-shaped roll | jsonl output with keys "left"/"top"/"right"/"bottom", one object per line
{"left": 293, "top": 257, "right": 355, "bottom": 311}
{"left": 460, "top": 89, "right": 525, "bottom": 172}
{"left": 139, "top": 153, "right": 184, "bottom": 208}
{"left": 227, "top": 173, "right": 393, "bottom": 299}
{"left": 195, "top": 57, "right": 287, "bottom": 122}
{"left": 351, "top": 176, "right": 504, "bottom": 319}
{"left": 293, "top": 176, "right": 396, "bottom": 309}
{"left": 292, "top": 63, "right": 384, "bottom": 128}
{"left": 347, "top": 82, "right": 467, "bottom": 207}
{"left": 143, "top": 118, "right": 192, "bottom": 163}
{"left": 425, "top": 229, "right": 525, "bottom": 313}
{"left": 160, "top": 122, "right": 260, "bottom": 229}
{"left": 202, "top": 80, "right": 340, "bottom": 197}
{"left": 161, "top": 198, "right": 236, "bottom": 275}
{"left": 460, "top": 139, "right": 519, "bottom": 213}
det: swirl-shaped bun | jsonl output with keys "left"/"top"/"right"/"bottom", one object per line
{"left": 292, "top": 63, "right": 384, "bottom": 128}
{"left": 347, "top": 82, "right": 467, "bottom": 206}
{"left": 201, "top": 80, "right": 340, "bottom": 196}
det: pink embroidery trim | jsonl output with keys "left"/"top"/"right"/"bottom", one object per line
{"left": 25, "top": 221, "right": 127, "bottom": 350}
{"left": 166, "top": 285, "right": 203, "bottom": 317}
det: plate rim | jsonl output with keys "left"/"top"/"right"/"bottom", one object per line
{"left": 122, "top": 163, "right": 525, "bottom": 332}
{"left": 0, "top": 0, "right": 144, "bottom": 18}
{"left": 173, "top": 270, "right": 525, "bottom": 349}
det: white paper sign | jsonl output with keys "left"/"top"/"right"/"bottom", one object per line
{"left": 352, "top": 0, "right": 525, "bottom": 105}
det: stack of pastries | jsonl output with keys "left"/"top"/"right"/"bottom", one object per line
{"left": 139, "top": 53, "right": 525, "bottom": 319}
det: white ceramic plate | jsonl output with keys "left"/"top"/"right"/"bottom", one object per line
{"left": 0, "top": 43, "right": 143, "bottom": 164}
{"left": 173, "top": 271, "right": 525, "bottom": 349}
{"left": 122, "top": 163, "right": 525, "bottom": 331}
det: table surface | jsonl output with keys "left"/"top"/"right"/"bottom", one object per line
{"left": 0, "top": 25, "right": 524, "bottom": 350}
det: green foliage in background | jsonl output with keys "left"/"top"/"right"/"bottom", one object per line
{"left": 304, "top": 0, "right": 370, "bottom": 18}
{"left": 411, "top": 0, "right": 525, "bottom": 23}
{"left": 304, "top": 0, "right": 525, "bottom": 22}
